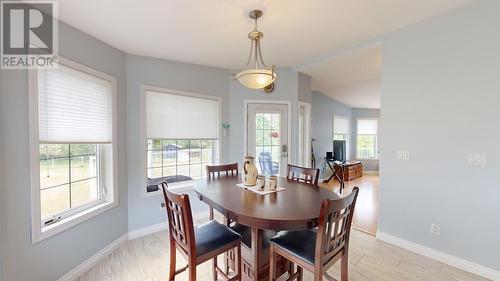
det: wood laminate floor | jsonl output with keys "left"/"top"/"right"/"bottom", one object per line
{"left": 77, "top": 217, "right": 488, "bottom": 281}
{"left": 320, "top": 174, "right": 379, "bottom": 235}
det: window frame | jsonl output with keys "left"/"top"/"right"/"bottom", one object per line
{"left": 29, "top": 57, "right": 118, "bottom": 243}
{"left": 333, "top": 115, "right": 350, "bottom": 159}
{"left": 355, "top": 118, "right": 379, "bottom": 160}
{"left": 140, "top": 85, "right": 222, "bottom": 198}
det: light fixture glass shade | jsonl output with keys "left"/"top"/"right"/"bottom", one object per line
{"left": 235, "top": 68, "right": 277, "bottom": 89}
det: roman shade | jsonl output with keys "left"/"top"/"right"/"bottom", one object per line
{"left": 38, "top": 64, "right": 113, "bottom": 143}
{"left": 357, "top": 119, "right": 378, "bottom": 135}
{"left": 146, "top": 90, "right": 220, "bottom": 139}
{"left": 333, "top": 116, "right": 349, "bottom": 135}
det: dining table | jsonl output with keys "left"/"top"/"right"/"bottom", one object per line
{"left": 193, "top": 176, "right": 340, "bottom": 281}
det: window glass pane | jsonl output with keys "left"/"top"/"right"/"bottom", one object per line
{"left": 256, "top": 114, "right": 264, "bottom": 129}
{"left": 162, "top": 139, "right": 177, "bottom": 166}
{"left": 202, "top": 148, "right": 213, "bottom": 163}
{"left": 147, "top": 150, "right": 162, "bottom": 168}
{"left": 263, "top": 130, "right": 272, "bottom": 146}
{"left": 147, "top": 167, "right": 162, "bottom": 179}
{"left": 271, "top": 146, "right": 280, "bottom": 163}
{"left": 271, "top": 131, "right": 280, "bottom": 145}
{"left": 176, "top": 140, "right": 190, "bottom": 165}
{"left": 70, "top": 144, "right": 96, "bottom": 156}
{"left": 271, "top": 114, "right": 280, "bottom": 129}
{"left": 71, "top": 178, "right": 98, "bottom": 208}
{"left": 148, "top": 139, "right": 162, "bottom": 150}
{"left": 357, "top": 135, "right": 376, "bottom": 159}
{"left": 177, "top": 165, "right": 190, "bottom": 177}
{"left": 40, "top": 144, "right": 69, "bottom": 158}
{"left": 256, "top": 130, "right": 264, "bottom": 146}
{"left": 190, "top": 164, "right": 202, "bottom": 179}
{"left": 263, "top": 114, "right": 272, "bottom": 129}
{"left": 40, "top": 157, "right": 69, "bottom": 189}
{"left": 71, "top": 155, "right": 97, "bottom": 181}
{"left": 41, "top": 185, "right": 70, "bottom": 219}
{"left": 163, "top": 166, "right": 176, "bottom": 178}
{"left": 189, "top": 140, "right": 202, "bottom": 164}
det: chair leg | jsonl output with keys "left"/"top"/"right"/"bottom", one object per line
{"left": 169, "top": 243, "right": 176, "bottom": 281}
{"left": 340, "top": 254, "right": 348, "bottom": 281}
{"left": 188, "top": 260, "right": 197, "bottom": 281}
{"left": 269, "top": 244, "right": 276, "bottom": 281}
{"left": 236, "top": 244, "right": 242, "bottom": 281}
{"left": 297, "top": 266, "right": 303, "bottom": 281}
{"left": 209, "top": 207, "right": 214, "bottom": 220}
{"left": 213, "top": 256, "right": 218, "bottom": 281}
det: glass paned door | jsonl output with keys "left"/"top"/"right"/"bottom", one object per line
{"left": 247, "top": 103, "right": 288, "bottom": 176}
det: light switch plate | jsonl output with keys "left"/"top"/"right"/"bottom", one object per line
{"left": 397, "top": 150, "right": 410, "bottom": 160}
{"left": 468, "top": 153, "right": 486, "bottom": 166}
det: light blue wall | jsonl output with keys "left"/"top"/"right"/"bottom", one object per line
{"left": 298, "top": 72, "right": 312, "bottom": 103}
{"left": 351, "top": 108, "right": 380, "bottom": 171}
{"left": 310, "top": 91, "right": 352, "bottom": 169}
{"left": 379, "top": 0, "right": 500, "bottom": 271}
{"left": 126, "top": 55, "right": 230, "bottom": 231}
{"left": 0, "top": 22, "right": 128, "bottom": 281}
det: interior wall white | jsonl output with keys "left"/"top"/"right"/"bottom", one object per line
{"left": 228, "top": 68, "right": 301, "bottom": 166}
{"left": 351, "top": 108, "right": 380, "bottom": 171}
{"left": 0, "top": 22, "right": 128, "bottom": 281}
{"left": 0, "top": 94, "right": 5, "bottom": 281}
{"left": 310, "top": 91, "right": 353, "bottom": 170}
{"left": 126, "top": 54, "right": 229, "bottom": 231}
{"left": 379, "top": 0, "right": 500, "bottom": 271}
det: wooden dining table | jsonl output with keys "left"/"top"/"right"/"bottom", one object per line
{"left": 193, "top": 176, "right": 339, "bottom": 281}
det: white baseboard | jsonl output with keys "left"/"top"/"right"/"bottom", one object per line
{"left": 57, "top": 233, "right": 128, "bottom": 281}
{"left": 363, "top": 170, "right": 379, "bottom": 175}
{"left": 376, "top": 231, "right": 500, "bottom": 281}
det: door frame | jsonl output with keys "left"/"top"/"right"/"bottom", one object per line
{"left": 298, "top": 101, "right": 311, "bottom": 167}
{"left": 243, "top": 100, "right": 292, "bottom": 174}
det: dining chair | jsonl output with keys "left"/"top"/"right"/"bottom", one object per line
{"left": 162, "top": 182, "right": 242, "bottom": 281}
{"left": 268, "top": 187, "right": 359, "bottom": 281}
{"left": 206, "top": 163, "right": 239, "bottom": 220}
{"left": 287, "top": 164, "right": 320, "bottom": 186}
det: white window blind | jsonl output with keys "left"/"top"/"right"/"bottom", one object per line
{"left": 146, "top": 90, "right": 220, "bottom": 139}
{"left": 333, "top": 116, "right": 349, "bottom": 134}
{"left": 357, "top": 119, "right": 378, "bottom": 134}
{"left": 38, "top": 64, "right": 113, "bottom": 143}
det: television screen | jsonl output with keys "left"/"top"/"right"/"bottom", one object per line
{"left": 333, "top": 140, "right": 346, "bottom": 163}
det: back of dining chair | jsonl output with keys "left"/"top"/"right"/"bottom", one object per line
{"left": 315, "top": 187, "right": 359, "bottom": 269}
{"left": 161, "top": 182, "right": 196, "bottom": 256}
{"left": 206, "top": 163, "right": 238, "bottom": 180}
{"left": 287, "top": 164, "right": 320, "bottom": 186}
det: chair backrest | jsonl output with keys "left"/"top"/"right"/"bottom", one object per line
{"left": 206, "top": 163, "right": 238, "bottom": 180}
{"left": 258, "top": 152, "right": 273, "bottom": 174}
{"left": 161, "top": 182, "right": 196, "bottom": 256}
{"left": 287, "top": 164, "right": 320, "bottom": 186}
{"left": 315, "top": 187, "right": 359, "bottom": 267}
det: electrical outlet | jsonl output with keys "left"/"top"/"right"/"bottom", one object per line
{"left": 430, "top": 224, "right": 440, "bottom": 236}
{"left": 468, "top": 153, "right": 486, "bottom": 166}
{"left": 397, "top": 150, "right": 410, "bottom": 160}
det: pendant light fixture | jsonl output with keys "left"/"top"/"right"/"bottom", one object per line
{"left": 236, "top": 10, "right": 277, "bottom": 90}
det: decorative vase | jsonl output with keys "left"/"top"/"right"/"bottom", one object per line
{"left": 243, "top": 156, "right": 258, "bottom": 186}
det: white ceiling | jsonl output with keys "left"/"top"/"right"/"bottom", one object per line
{"left": 299, "top": 44, "right": 382, "bottom": 108}
{"left": 58, "top": 0, "right": 476, "bottom": 107}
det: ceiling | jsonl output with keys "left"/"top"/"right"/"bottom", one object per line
{"left": 299, "top": 44, "right": 382, "bottom": 108}
{"left": 58, "top": 0, "right": 476, "bottom": 107}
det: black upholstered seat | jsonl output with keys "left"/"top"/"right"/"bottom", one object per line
{"left": 269, "top": 229, "right": 317, "bottom": 264}
{"left": 230, "top": 223, "right": 277, "bottom": 249}
{"left": 194, "top": 220, "right": 241, "bottom": 257}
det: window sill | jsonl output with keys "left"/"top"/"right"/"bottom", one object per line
{"left": 142, "top": 180, "right": 196, "bottom": 198}
{"left": 33, "top": 200, "right": 117, "bottom": 244}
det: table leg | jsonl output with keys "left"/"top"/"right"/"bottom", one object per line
{"left": 251, "top": 227, "right": 262, "bottom": 281}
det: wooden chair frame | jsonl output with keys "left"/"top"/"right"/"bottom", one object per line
{"left": 206, "top": 163, "right": 239, "bottom": 220}
{"left": 269, "top": 187, "right": 359, "bottom": 281}
{"left": 162, "top": 182, "right": 242, "bottom": 281}
{"left": 287, "top": 164, "right": 320, "bottom": 186}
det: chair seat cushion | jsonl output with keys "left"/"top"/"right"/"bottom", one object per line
{"left": 270, "top": 229, "right": 317, "bottom": 264}
{"left": 230, "top": 223, "right": 278, "bottom": 249}
{"left": 195, "top": 220, "right": 241, "bottom": 257}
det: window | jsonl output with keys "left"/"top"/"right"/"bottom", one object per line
{"left": 30, "top": 58, "right": 116, "bottom": 242}
{"left": 333, "top": 115, "right": 350, "bottom": 156}
{"left": 144, "top": 88, "right": 220, "bottom": 193}
{"left": 356, "top": 119, "right": 378, "bottom": 159}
